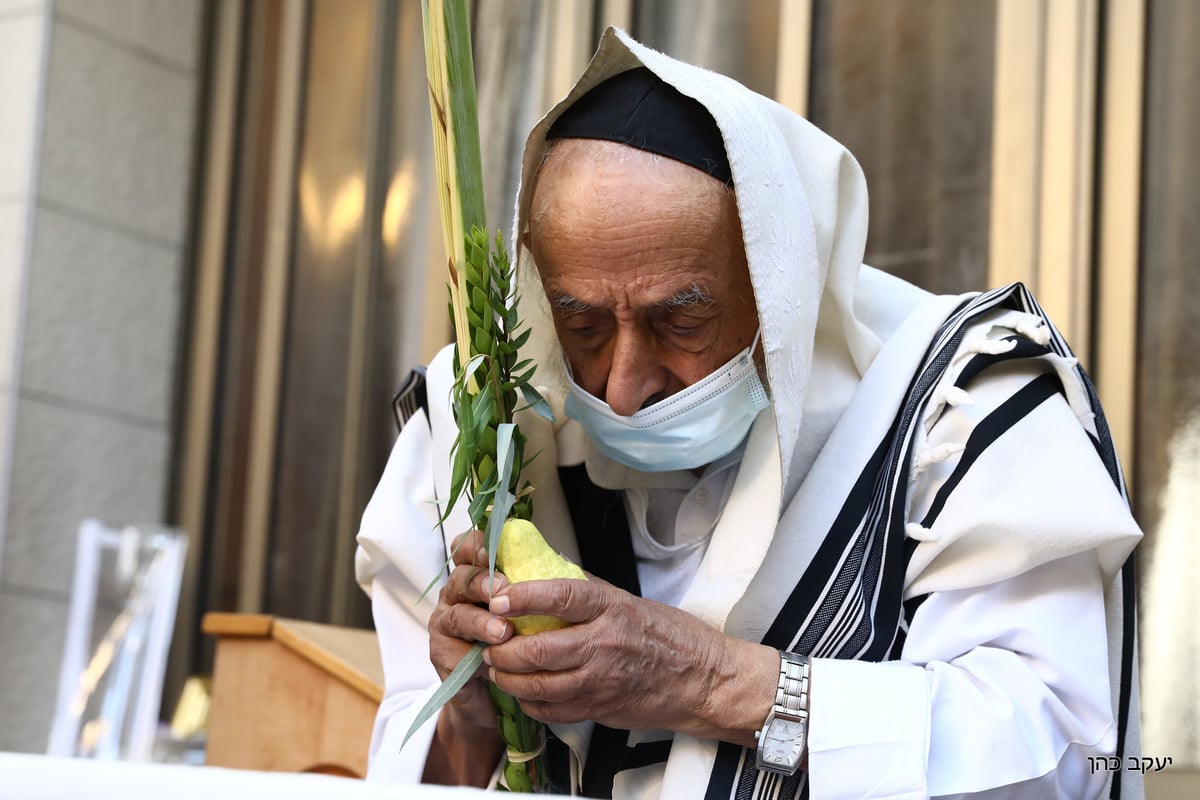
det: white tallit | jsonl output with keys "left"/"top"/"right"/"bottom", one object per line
{"left": 356, "top": 27, "right": 1143, "bottom": 800}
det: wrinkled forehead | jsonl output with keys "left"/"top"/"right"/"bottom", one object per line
{"left": 526, "top": 138, "right": 740, "bottom": 251}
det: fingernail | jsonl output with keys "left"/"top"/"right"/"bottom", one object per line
{"left": 491, "top": 595, "right": 510, "bottom": 615}
{"left": 487, "top": 618, "right": 507, "bottom": 640}
{"left": 488, "top": 667, "right": 497, "bottom": 683}
{"left": 476, "top": 547, "right": 488, "bottom": 564}
{"left": 482, "top": 648, "right": 492, "bottom": 665}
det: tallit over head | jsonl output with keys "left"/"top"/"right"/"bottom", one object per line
{"left": 513, "top": 27, "right": 889, "bottom": 507}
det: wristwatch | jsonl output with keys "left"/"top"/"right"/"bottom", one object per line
{"left": 754, "top": 650, "right": 809, "bottom": 775}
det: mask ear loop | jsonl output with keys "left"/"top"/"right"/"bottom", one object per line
{"left": 748, "top": 327, "right": 763, "bottom": 358}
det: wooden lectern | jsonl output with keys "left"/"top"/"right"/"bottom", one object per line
{"left": 203, "top": 613, "right": 384, "bottom": 777}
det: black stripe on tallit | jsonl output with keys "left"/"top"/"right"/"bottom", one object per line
{"left": 706, "top": 741, "right": 747, "bottom": 800}
{"left": 1112, "top": 553, "right": 1136, "bottom": 800}
{"left": 804, "top": 286, "right": 1007, "bottom": 661}
{"left": 760, "top": 433, "right": 894, "bottom": 651}
{"left": 919, "top": 373, "right": 1065, "bottom": 528}
{"left": 582, "top": 725, "right": 635, "bottom": 799}
{"left": 712, "top": 290, "right": 1005, "bottom": 799}
{"left": 953, "top": 336, "right": 1053, "bottom": 389}
{"left": 620, "top": 739, "right": 674, "bottom": 771}
{"left": 558, "top": 465, "right": 642, "bottom": 598}
{"left": 713, "top": 282, "right": 1140, "bottom": 799}
{"left": 1074, "top": 360, "right": 1136, "bottom": 800}
{"left": 391, "top": 366, "right": 429, "bottom": 432}
{"left": 556, "top": 465, "right": 655, "bottom": 797}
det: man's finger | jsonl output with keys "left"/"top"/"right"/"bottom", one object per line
{"left": 431, "top": 600, "right": 513, "bottom": 648}
{"left": 484, "top": 627, "right": 589, "bottom": 674}
{"left": 489, "top": 665, "right": 589, "bottom": 706}
{"left": 440, "top": 562, "right": 504, "bottom": 606}
{"left": 449, "top": 529, "right": 488, "bottom": 567}
{"left": 429, "top": 631, "right": 492, "bottom": 682}
{"left": 490, "top": 577, "right": 611, "bottom": 624}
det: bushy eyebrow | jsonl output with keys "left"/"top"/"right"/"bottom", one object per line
{"left": 551, "top": 293, "right": 590, "bottom": 313}
{"left": 658, "top": 282, "right": 714, "bottom": 310}
{"left": 549, "top": 283, "right": 714, "bottom": 313}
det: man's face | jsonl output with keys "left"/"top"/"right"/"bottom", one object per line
{"left": 528, "top": 139, "right": 760, "bottom": 417}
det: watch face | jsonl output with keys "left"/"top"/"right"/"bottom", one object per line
{"left": 762, "top": 719, "right": 805, "bottom": 768}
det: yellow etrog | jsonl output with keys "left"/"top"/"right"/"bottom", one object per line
{"left": 495, "top": 518, "right": 587, "bottom": 634}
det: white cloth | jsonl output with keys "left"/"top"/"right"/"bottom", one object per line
{"left": 614, "top": 440, "right": 746, "bottom": 608}
{"left": 355, "top": 27, "right": 1143, "bottom": 800}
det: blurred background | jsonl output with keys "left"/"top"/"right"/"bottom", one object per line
{"left": 0, "top": 0, "right": 1195, "bottom": 782}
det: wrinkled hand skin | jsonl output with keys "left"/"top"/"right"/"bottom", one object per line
{"left": 423, "top": 530, "right": 516, "bottom": 786}
{"left": 482, "top": 574, "right": 776, "bottom": 748}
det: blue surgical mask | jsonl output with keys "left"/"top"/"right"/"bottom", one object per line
{"left": 563, "top": 332, "right": 770, "bottom": 472}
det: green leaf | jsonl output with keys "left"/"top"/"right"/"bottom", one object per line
{"left": 505, "top": 761, "right": 533, "bottom": 793}
{"left": 470, "top": 285, "right": 490, "bottom": 316}
{"left": 479, "top": 425, "right": 498, "bottom": 459}
{"left": 461, "top": 353, "right": 487, "bottom": 381}
{"left": 443, "top": 448, "right": 471, "bottom": 522}
{"left": 519, "top": 384, "right": 555, "bottom": 422}
{"left": 400, "top": 642, "right": 485, "bottom": 752}
{"left": 467, "top": 487, "right": 492, "bottom": 528}
{"left": 471, "top": 383, "right": 494, "bottom": 436}
{"left": 511, "top": 327, "right": 532, "bottom": 350}
{"left": 486, "top": 423, "right": 518, "bottom": 584}
{"left": 477, "top": 452, "right": 496, "bottom": 484}
{"left": 416, "top": 566, "right": 447, "bottom": 606}
{"left": 488, "top": 682, "right": 521, "bottom": 715}
{"left": 473, "top": 327, "right": 495, "bottom": 359}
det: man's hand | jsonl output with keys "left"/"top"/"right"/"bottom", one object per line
{"left": 482, "top": 575, "right": 777, "bottom": 747}
{"left": 423, "top": 530, "right": 513, "bottom": 786}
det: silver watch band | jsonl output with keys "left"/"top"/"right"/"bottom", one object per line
{"left": 755, "top": 650, "right": 810, "bottom": 775}
{"left": 776, "top": 651, "right": 809, "bottom": 712}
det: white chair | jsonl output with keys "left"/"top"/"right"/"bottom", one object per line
{"left": 46, "top": 519, "right": 187, "bottom": 761}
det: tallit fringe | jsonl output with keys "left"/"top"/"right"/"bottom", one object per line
{"left": 914, "top": 441, "right": 965, "bottom": 473}
{"left": 968, "top": 336, "right": 1019, "bottom": 355}
{"left": 905, "top": 522, "right": 938, "bottom": 542}
{"left": 1014, "top": 314, "right": 1052, "bottom": 346}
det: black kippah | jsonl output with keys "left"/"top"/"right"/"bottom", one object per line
{"left": 547, "top": 67, "right": 732, "bottom": 186}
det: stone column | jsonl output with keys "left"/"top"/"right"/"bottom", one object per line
{"left": 0, "top": 0, "right": 203, "bottom": 753}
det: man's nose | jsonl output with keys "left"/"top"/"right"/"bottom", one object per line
{"left": 603, "top": 328, "right": 665, "bottom": 417}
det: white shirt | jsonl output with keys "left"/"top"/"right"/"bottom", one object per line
{"left": 593, "top": 443, "right": 746, "bottom": 609}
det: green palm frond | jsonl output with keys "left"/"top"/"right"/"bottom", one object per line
{"left": 411, "top": 0, "right": 554, "bottom": 792}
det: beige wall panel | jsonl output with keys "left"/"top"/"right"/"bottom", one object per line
{"left": 1094, "top": 0, "right": 1144, "bottom": 475}
{"left": 812, "top": 0, "right": 995, "bottom": 295}
{"left": 988, "top": 0, "right": 1043, "bottom": 291}
{"left": 1035, "top": 0, "right": 1096, "bottom": 365}
{"left": 775, "top": 0, "right": 812, "bottom": 117}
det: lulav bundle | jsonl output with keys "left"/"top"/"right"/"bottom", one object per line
{"left": 405, "top": 0, "right": 565, "bottom": 792}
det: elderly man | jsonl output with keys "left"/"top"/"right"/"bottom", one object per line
{"left": 356, "top": 29, "right": 1141, "bottom": 799}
